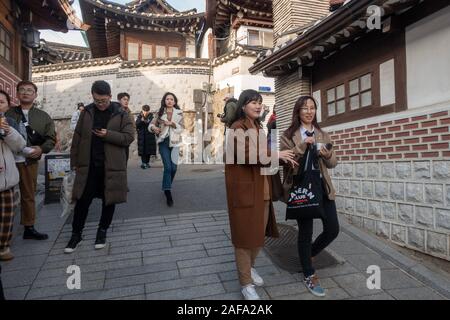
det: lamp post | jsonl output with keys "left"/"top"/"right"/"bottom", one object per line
{"left": 24, "top": 25, "right": 40, "bottom": 48}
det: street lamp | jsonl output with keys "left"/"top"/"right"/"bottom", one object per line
{"left": 24, "top": 25, "right": 40, "bottom": 48}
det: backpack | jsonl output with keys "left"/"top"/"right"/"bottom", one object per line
{"left": 222, "top": 98, "right": 238, "bottom": 128}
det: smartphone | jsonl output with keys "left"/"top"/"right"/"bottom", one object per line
{"left": 93, "top": 126, "right": 103, "bottom": 131}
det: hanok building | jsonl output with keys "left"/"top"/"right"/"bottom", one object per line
{"left": 205, "top": 0, "right": 276, "bottom": 132}
{"left": 32, "top": 0, "right": 211, "bottom": 154}
{"left": 33, "top": 40, "right": 92, "bottom": 66}
{"left": 0, "top": 0, "right": 87, "bottom": 104}
{"left": 251, "top": 0, "right": 450, "bottom": 260}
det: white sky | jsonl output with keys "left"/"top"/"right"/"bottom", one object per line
{"left": 39, "top": 0, "right": 205, "bottom": 47}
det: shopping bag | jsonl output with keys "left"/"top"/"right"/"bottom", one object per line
{"left": 60, "top": 170, "right": 76, "bottom": 219}
{"left": 286, "top": 145, "right": 324, "bottom": 220}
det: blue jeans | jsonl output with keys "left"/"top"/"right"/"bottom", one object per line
{"left": 159, "top": 137, "right": 178, "bottom": 191}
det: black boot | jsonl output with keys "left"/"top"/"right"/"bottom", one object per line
{"left": 164, "top": 190, "right": 174, "bottom": 207}
{"left": 64, "top": 232, "right": 82, "bottom": 254}
{"left": 95, "top": 228, "right": 107, "bottom": 250}
{"left": 23, "top": 226, "right": 48, "bottom": 240}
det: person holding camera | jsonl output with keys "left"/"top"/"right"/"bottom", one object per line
{"left": 64, "top": 81, "right": 134, "bottom": 253}
{"left": 280, "top": 95, "right": 339, "bottom": 297}
{"left": 6, "top": 81, "right": 56, "bottom": 241}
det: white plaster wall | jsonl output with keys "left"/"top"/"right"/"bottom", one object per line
{"left": 215, "top": 74, "right": 274, "bottom": 99}
{"left": 380, "top": 59, "right": 396, "bottom": 107}
{"left": 200, "top": 28, "right": 213, "bottom": 59}
{"left": 406, "top": 5, "right": 450, "bottom": 109}
{"left": 313, "top": 90, "right": 322, "bottom": 122}
{"left": 213, "top": 56, "right": 275, "bottom": 97}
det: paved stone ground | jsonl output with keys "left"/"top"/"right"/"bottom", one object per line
{"left": 2, "top": 202, "right": 449, "bottom": 300}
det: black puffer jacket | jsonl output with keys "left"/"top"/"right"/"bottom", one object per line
{"left": 136, "top": 112, "right": 156, "bottom": 156}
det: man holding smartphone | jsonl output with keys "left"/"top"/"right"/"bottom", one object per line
{"left": 65, "top": 80, "right": 134, "bottom": 253}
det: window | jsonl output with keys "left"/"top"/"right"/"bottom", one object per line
{"left": 262, "top": 31, "right": 273, "bottom": 48}
{"left": 247, "top": 29, "right": 273, "bottom": 48}
{"left": 142, "top": 44, "right": 153, "bottom": 59}
{"left": 350, "top": 73, "right": 372, "bottom": 110}
{"left": 327, "top": 84, "right": 345, "bottom": 116}
{"left": 324, "top": 72, "right": 373, "bottom": 118}
{"left": 248, "top": 30, "right": 260, "bottom": 46}
{"left": 127, "top": 42, "right": 139, "bottom": 60}
{"left": 0, "top": 24, "right": 11, "bottom": 63}
{"left": 156, "top": 45, "right": 166, "bottom": 58}
{"left": 168, "top": 46, "right": 179, "bottom": 58}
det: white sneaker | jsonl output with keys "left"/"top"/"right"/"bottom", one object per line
{"left": 251, "top": 268, "right": 264, "bottom": 286}
{"left": 241, "top": 284, "right": 260, "bottom": 300}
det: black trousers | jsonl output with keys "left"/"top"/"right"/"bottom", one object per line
{"left": 296, "top": 191, "right": 339, "bottom": 278}
{"left": 72, "top": 166, "right": 115, "bottom": 234}
{"left": 141, "top": 155, "right": 151, "bottom": 164}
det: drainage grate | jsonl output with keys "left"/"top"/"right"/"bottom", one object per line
{"left": 191, "top": 169, "right": 215, "bottom": 173}
{"left": 264, "top": 223, "right": 342, "bottom": 273}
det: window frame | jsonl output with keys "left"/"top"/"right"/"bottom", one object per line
{"left": 0, "top": 23, "right": 12, "bottom": 64}
{"left": 247, "top": 29, "right": 260, "bottom": 46}
{"left": 125, "top": 38, "right": 181, "bottom": 60}
{"left": 320, "top": 66, "right": 383, "bottom": 125}
{"left": 126, "top": 41, "right": 139, "bottom": 61}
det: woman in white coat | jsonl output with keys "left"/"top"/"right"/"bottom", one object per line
{"left": 149, "top": 92, "right": 184, "bottom": 206}
{"left": 0, "top": 90, "right": 27, "bottom": 261}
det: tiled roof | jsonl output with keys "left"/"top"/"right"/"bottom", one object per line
{"left": 82, "top": 0, "right": 200, "bottom": 19}
{"left": 32, "top": 55, "right": 211, "bottom": 72}
{"left": 122, "top": 58, "right": 210, "bottom": 68}
{"left": 250, "top": 0, "right": 422, "bottom": 75}
{"left": 33, "top": 55, "right": 122, "bottom": 72}
{"left": 212, "top": 45, "right": 264, "bottom": 66}
{"left": 33, "top": 41, "right": 92, "bottom": 66}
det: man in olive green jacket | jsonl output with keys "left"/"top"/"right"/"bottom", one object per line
{"left": 6, "top": 80, "right": 56, "bottom": 240}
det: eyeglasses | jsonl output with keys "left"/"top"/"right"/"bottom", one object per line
{"left": 94, "top": 98, "right": 110, "bottom": 105}
{"left": 300, "top": 107, "right": 316, "bottom": 113}
{"left": 18, "top": 88, "right": 35, "bottom": 94}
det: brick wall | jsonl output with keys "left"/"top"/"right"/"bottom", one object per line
{"left": 329, "top": 111, "right": 450, "bottom": 161}
{"left": 327, "top": 108, "right": 450, "bottom": 260}
{"left": 0, "top": 64, "right": 21, "bottom": 105}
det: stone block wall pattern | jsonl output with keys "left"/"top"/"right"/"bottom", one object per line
{"left": 328, "top": 109, "right": 450, "bottom": 260}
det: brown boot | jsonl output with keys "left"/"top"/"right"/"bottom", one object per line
{"left": 0, "top": 249, "right": 14, "bottom": 261}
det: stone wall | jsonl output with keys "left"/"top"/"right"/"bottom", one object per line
{"left": 327, "top": 106, "right": 450, "bottom": 260}
{"left": 53, "top": 118, "right": 141, "bottom": 158}
{"left": 32, "top": 62, "right": 211, "bottom": 117}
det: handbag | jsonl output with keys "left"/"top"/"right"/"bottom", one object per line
{"left": 18, "top": 108, "right": 46, "bottom": 146}
{"left": 271, "top": 170, "right": 284, "bottom": 202}
{"left": 286, "top": 145, "right": 324, "bottom": 220}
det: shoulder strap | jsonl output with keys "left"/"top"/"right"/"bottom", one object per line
{"left": 16, "top": 107, "right": 28, "bottom": 125}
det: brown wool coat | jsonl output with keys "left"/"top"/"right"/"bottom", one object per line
{"left": 225, "top": 117, "right": 279, "bottom": 249}
{"left": 70, "top": 102, "right": 135, "bottom": 206}
{"left": 280, "top": 128, "right": 338, "bottom": 202}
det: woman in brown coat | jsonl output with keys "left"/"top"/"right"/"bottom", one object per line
{"left": 225, "top": 89, "right": 297, "bottom": 300}
{"left": 280, "top": 95, "right": 339, "bottom": 297}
